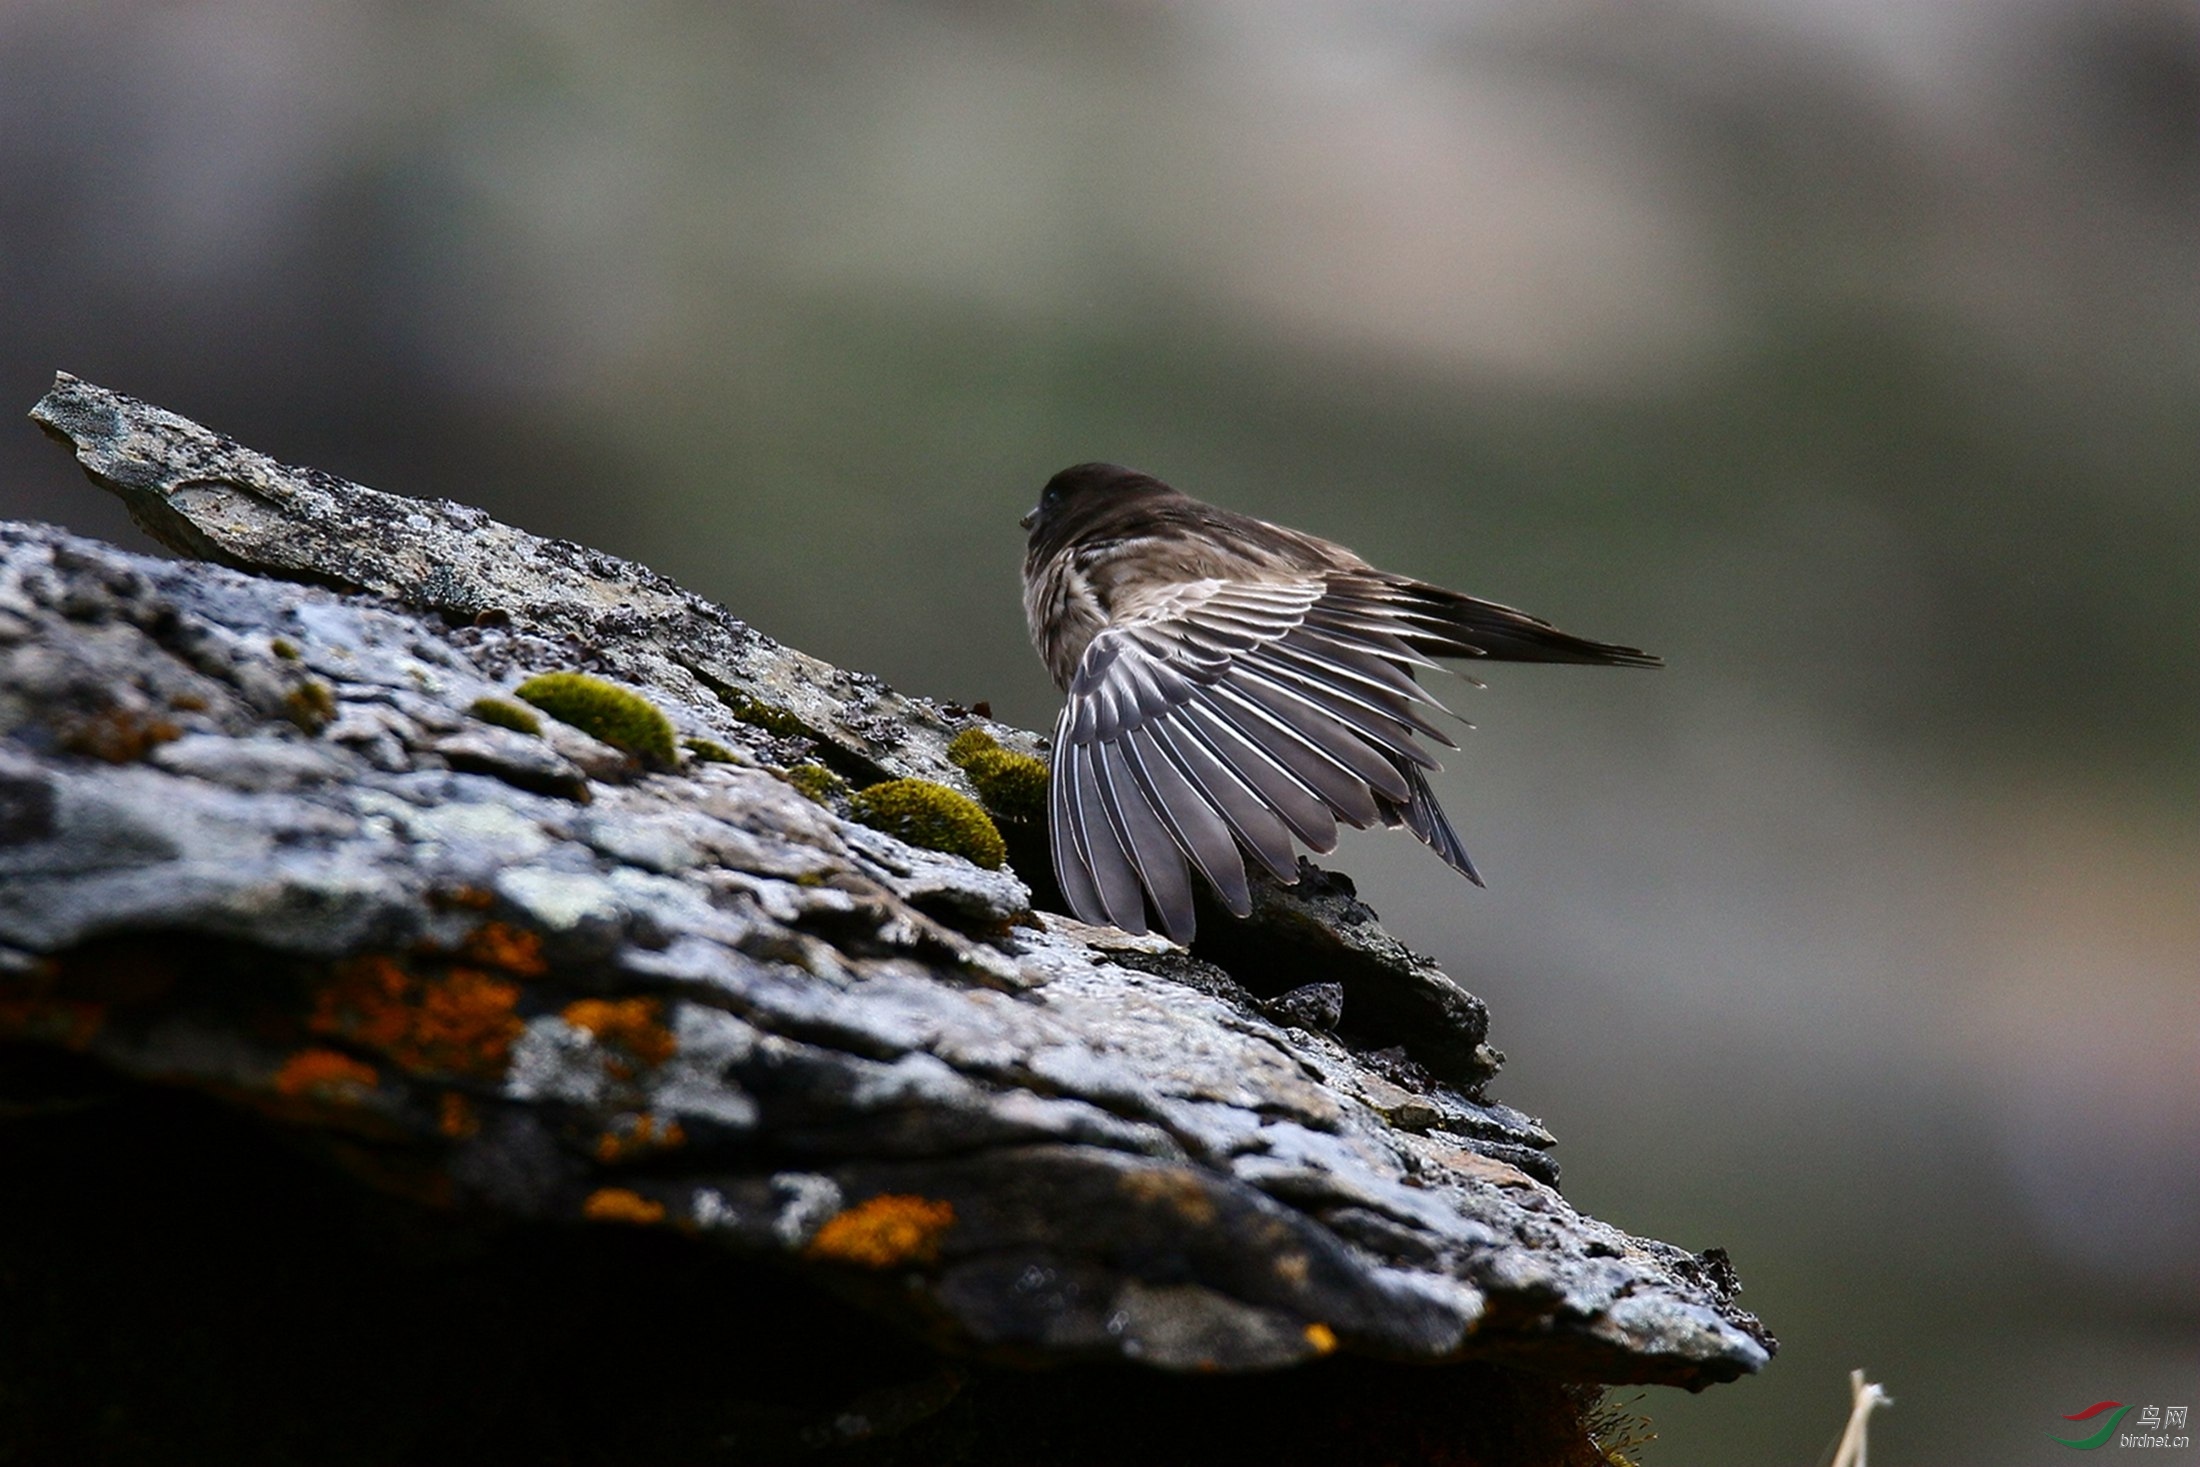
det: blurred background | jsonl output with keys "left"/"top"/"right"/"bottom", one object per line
{"left": 3, "top": 2, "right": 2194, "bottom": 1460}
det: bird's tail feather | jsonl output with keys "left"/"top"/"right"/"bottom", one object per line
{"left": 1396, "top": 581, "right": 1662, "bottom": 668}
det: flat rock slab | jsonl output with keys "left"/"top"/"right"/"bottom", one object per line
{"left": 2, "top": 376, "right": 1771, "bottom": 1397}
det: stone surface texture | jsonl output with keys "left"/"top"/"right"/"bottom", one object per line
{"left": 2, "top": 375, "right": 1771, "bottom": 1394}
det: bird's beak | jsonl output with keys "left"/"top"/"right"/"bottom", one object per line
{"left": 1019, "top": 506, "right": 1038, "bottom": 530}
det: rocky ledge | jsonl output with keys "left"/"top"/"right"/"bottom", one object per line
{"left": 0, "top": 376, "right": 1770, "bottom": 1466}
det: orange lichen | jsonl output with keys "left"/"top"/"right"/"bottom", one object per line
{"left": 413, "top": 969, "right": 524, "bottom": 1070}
{"left": 805, "top": 1195, "right": 956, "bottom": 1269}
{"left": 311, "top": 954, "right": 412, "bottom": 1049}
{"left": 273, "top": 1048, "right": 379, "bottom": 1101}
{"left": 1118, "top": 1168, "right": 1220, "bottom": 1226}
{"left": 431, "top": 885, "right": 497, "bottom": 911}
{"left": 438, "top": 1092, "right": 480, "bottom": 1140}
{"left": 1303, "top": 1323, "right": 1338, "bottom": 1356}
{"left": 593, "top": 1113, "right": 687, "bottom": 1164}
{"left": 562, "top": 997, "right": 676, "bottom": 1075}
{"left": 461, "top": 921, "right": 550, "bottom": 977}
{"left": 310, "top": 955, "right": 523, "bottom": 1078}
{"left": 582, "top": 1187, "right": 666, "bottom": 1225}
{"left": 58, "top": 706, "right": 180, "bottom": 763}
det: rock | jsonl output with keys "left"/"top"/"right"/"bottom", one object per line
{"left": 0, "top": 376, "right": 1773, "bottom": 1464}
{"left": 1261, "top": 981, "right": 1345, "bottom": 1032}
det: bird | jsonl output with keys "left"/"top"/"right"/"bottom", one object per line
{"left": 1020, "top": 462, "right": 1660, "bottom": 943}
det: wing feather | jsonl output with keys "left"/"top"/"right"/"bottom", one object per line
{"left": 1203, "top": 680, "right": 1402, "bottom": 813}
{"left": 1381, "top": 762, "right": 1484, "bottom": 886}
{"left": 1068, "top": 740, "right": 1148, "bottom": 933}
{"left": 1228, "top": 657, "right": 1442, "bottom": 769}
{"left": 1049, "top": 705, "right": 1110, "bottom": 924}
{"left": 1175, "top": 699, "right": 1341, "bottom": 849}
{"left": 1047, "top": 571, "right": 1507, "bottom": 939}
{"left": 1145, "top": 718, "right": 1300, "bottom": 884}
{"left": 1095, "top": 739, "right": 1197, "bottom": 940}
{"left": 1267, "top": 629, "right": 1445, "bottom": 710}
{"left": 1114, "top": 728, "right": 1250, "bottom": 915}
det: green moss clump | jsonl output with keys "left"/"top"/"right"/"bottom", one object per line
{"left": 514, "top": 672, "right": 677, "bottom": 768}
{"left": 682, "top": 737, "right": 738, "bottom": 764}
{"left": 270, "top": 637, "right": 301, "bottom": 661}
{"left": 781, "top": 763, "right": 846, "bottom": 804}
{"left": 723, "top": 692, "right": 807, "bottom": 739}
{"left": 946, "top": 726, "right": 1048, "bottom": 823}
{"left": 849, "top": 779, "right": 1006, "bottom": 870}
{"left": 945, "top": 727, "right": 998, "bottom": 765}
{"left": 961, "top": 746, "right": 1049, "bottom": 823}
{"left": 469, "top": 697, "right": 542, "bottom": 736}
{"left": 283, "top": 680, "right": 336, "bottom": 734}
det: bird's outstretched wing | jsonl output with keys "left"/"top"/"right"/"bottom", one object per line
{"left": 1049, "top": 570, "right": 1658, "bottom": 942}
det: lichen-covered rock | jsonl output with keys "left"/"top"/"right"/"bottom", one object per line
{"left": 3, "top": 379, "right": 1773, "bottom": 1441}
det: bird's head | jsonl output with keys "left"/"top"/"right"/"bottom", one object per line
{"left": 1021, "top": 463, "right": 1178, "bottom": 547}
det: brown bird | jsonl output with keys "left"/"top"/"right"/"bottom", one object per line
{"left": 1021, "top": 463, "right": 1659, "bottom": 943}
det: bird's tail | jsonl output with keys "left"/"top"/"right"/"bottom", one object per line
{"left": 1390, "top": 579, "right": 1662, "bottom": 668}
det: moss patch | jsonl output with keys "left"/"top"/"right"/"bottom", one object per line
{"left": 849, "top": 779, "right": 1006, "bottom": 870}
{"left": 513, "top": 672, "right": 677, "bottom": 769}
{"left": 945, "top": 727, "right": 998, "bottom": 765}
{"left": 681, "top": 737, "right": 737, "bottom": 764}
{"left": 722, "top": 691, "right": 807, "bottom": 739}
{"left": 468, "top": 697, "right": 541, "bottom": 736}
{"left": 780, "top": 763, "right": 846, "bottom": 805}
{"left": 283, "top": 680, "right": 336, "bottom": 735}
{"left": 946, "top": 728, "right": 1049, "bottom": 823}
{"left": 962, "top": 750, "right": 1048, "bottom": 824}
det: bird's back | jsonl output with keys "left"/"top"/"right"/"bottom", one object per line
{"left": 1024, "top": 490, "right": 1363, "bottom": 687}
